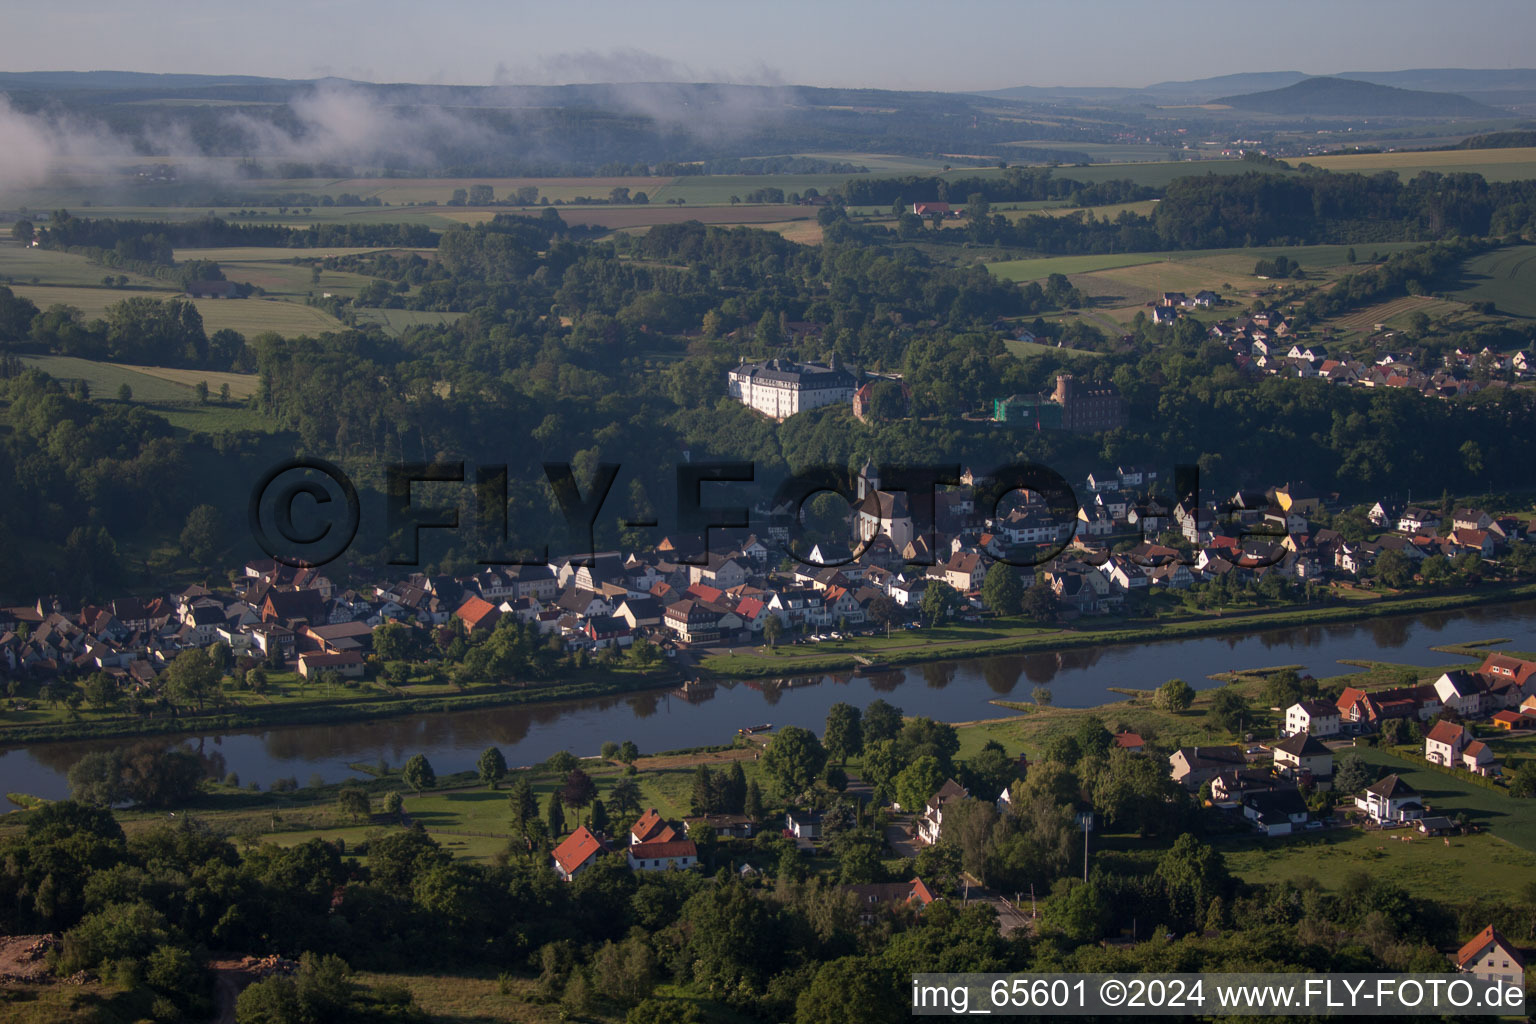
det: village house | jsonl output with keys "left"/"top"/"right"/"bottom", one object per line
{"left": 627, "top": 838, "right": 699, "bottom": 872}
{"left": 916, "top": 779, "right": 968, "bottom": 845}
{"left": 552, "top": 826, "right": 610, "bottom": 881}
{"left": 1425, "top": 720, "right": 1471, "bottom": 766}
{"left": 1283, "top": 699, "right": 1341, "bottom": 738}
{"left": 630, "top": 809, "right": 677, "bottom": 845}
{"left": 842, "top": 877, "right": 937, "bottom": 924}
{"left": 1271, "top": 732, "right": 1333, "bottom": 786}
{"left": 1169, "top": 745, "right": 1248, "bottom": 789}
{"left": 1455, "top": 925, "right": 1526, "bottom": 988}
{"left": 1355, "top": 774, "right": 1423, "bottom": 824}
{"left": 1243, "top": 787, "right": 1310, "bottom": 836}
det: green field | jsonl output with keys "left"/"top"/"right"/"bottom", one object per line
{"left": 1350, "top": 742, "right": 1536, "bottom": 851}
{"left": 1224, "top": 828, "right": 1536, "bottom": 900}
{"left": 1449, "top": 245, "right": 1536, "bottom": 318}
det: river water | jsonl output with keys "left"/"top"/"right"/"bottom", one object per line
{"left": 7, "top": 600, "right": 1536, "bottom": 799}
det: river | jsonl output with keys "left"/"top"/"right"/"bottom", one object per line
{"left": 7, "top": 600, "right": 1536, "bottom": 800}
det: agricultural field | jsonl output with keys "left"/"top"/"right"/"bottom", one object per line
{"left": 8, "top": 283, "right": 346, "bottom": 336}
{"left": 529, "top": 204, "right": 818, "bottom": 231}
{"left": 20, "top": 354, "right": 207, "bottom": 403}
{"left": 171, "top": 245, "right": 410, "bottom": 262}
{"left": 1448, "top": 245, "right": 1536, "bottom": 318}
{"left": 1304, "top": 146, "right": 1536, "bottom": 183}
{"left": 0, "top": 244, "right": 165, "bottom": 288}
{"left": 1327, "top": 295, "right": 1465, "bottom": 336}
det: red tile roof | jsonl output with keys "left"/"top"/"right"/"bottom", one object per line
{"left": 552, "top": 826, "right": 608, "bottom": 876}
{"left": 628, "top": 839, "right": 698, "bottom": 860}
{"left": 455, "top": 595, "right": 500, "bottom": 631}
{"left": 1426, "top": 720, "right": 1468, "bottom": 746}
{"left": 631, "top": 808, "right": 674, "bottom": 844}
{"left": 1456, "top": 924, "right": 1525, "bottom": 970}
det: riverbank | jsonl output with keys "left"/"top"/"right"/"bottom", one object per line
{"left": 697, "top": 581, "right": 1536, "bottom": 679}
{"left": 0, "top": 665, "right": 685, "bottom": 746}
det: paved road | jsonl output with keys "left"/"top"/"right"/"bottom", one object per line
{"left": 959, "top": 875, "right": 1033, "bottom": 937}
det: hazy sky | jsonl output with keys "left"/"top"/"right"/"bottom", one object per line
{"left": 8, "top": 0, "right": 1535, "bottom": 91}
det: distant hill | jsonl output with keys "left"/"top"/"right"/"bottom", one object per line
{"left": 1215, "top": 77, "right": 1505, "bottom": 117}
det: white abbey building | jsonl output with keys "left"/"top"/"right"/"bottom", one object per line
{"left": 727, "top": 356, "right": 857, "bottom": 420}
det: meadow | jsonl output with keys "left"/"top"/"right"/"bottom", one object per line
{"left": 1448, "top": 245, "right": 1536, "bottom": 318}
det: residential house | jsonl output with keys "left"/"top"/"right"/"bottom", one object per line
{"left": 1355, "top": 774, "right": 1424, "bottom": 824}
{"left": 630, "top": 809, "right": 677, "bottom": 845}
{"left": 916, "top": 779, "right": 968, "bottom": 845}
{"left": 1425, "top": 720, "right": 1471, "bottom": 766}
{"left": 786, "top": 810, "right": 824, "bottom": 840}
{"left": 1462, "top": 739, "right": 1499, "bottom": 777}
{"left": 1243, "top": 787, "right": 1310, "bottom": 836}
{"left": 842, "top": 877, "right": 937, "bottom": 923}
{"left": 684, "top": 814, "right": 754, "bottom": 839}
{"left": 1168, "top": 745, "right": 1247, "bottom": 789}
{"left": 454, "top": 595, "right": 502, "bottom": 637}
{"left": 1455, "top": 925, "right": 1526, "bottom": 988}
{"left": 1271, "top": 733, "right": 1333, "bottom": 787}
{"left": 1284, "top": 700, "right": 1341, "bottom": 738}
{"left": 296, "top": 651, "right": 365, "bottom": 679}
{"left": 1434, "top": 671, "right": 1489, "bottom": 717}
{"left": 552, "top": 826, "right": 610, "bottom": 881}
{"left": 627, "top": 839, "right": 699, "bottom": 872}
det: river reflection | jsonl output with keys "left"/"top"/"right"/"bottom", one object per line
{"left": 9, "top": 599, "right": 1536, "bottom": 799}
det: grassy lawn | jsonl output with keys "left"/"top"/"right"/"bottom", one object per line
{"left": 1224, "top": 828, "right": 1536, "bottom": 900}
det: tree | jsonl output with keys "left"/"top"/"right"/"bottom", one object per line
{"left": 179, "top": 504, "right": 223, "bottom": 563}
{"left": 1155, "top": 678, "right": 1196, "bottom": 712}
{"left": 68, "top": 750, "right": 125, "bottom": 807}
{"left": 508, "top": 776, "right": 538, "bottom": 827}
{"left": 894, "top": 756, "right": 948, "bottom": 813}
{"left": 547, "top": 791, "right": 566, "bottom": 837}
{"left": 609, "top": 777, "right": 642, "bottom": 818}
{"left": 744, "top": 779, "right": 765, "bottom": 822}
{"left": 83, "top": 671, "right": 118, "bottom": 709}
{"left": 690, "top": 764, "right": 721, "bottom": 815}
{"left": 382, "top": 791, "right": 404, "bottom": 815}
{"left": 863, "top": 699, "right": 903, "bottom": 743}
{"left": 1021, "top": 584, "right": 1059, "bottom": 624}
{"left": 981, "top": 563, "right": 1025, "bottom": 616}
{"left": 761, "top": 726, "right": 827, "bottom": 799}
{"left": 824, "top": 702, "right": 863, "bottom": 764}
{"left": 1333, "top": 753, "right": 1373, "bottom": 795}
{"left": 562, "top": 768, "right": 598, "bottom": 824}
{"left": 868, "top": 594, "right": 899, "bottom": 636}
{"left": 1262, "top": 669, "right": 1304, "bottom": 709}
{"left": 920, "top": 581, "right": 960, "bottom": 625}
{"left": 402, "top": 754, "right": 436, "bottom": 793}
{"left": 477, "top": 746, "right": 507, "bottom": 789}
{"left": 618, "top": 740, "right": 640, "bottom": 765}
{"left": 589, "top": 797, "right": 609, "bottom": 834}
{"left": 371, "top": 622, "right": 412, "bottom": 662}
{"left": 1375, "top": 548, "right": 1414, "bottom": 589}
{"left": 1510, "top": 764, "right": 1536, "bottom": 798}
{"left": 116, "top": 382, "right": 132, "bottom": 402}
{"left": 546, "top": 750, "right": 578, "bottom": 776}
{"left": 762, "top": 614, "right": 784, "bottom": 648}
{"left": 601, "top": 741, "right": 621, "bottom": 761}
{"left": 164, "top": 648, "right": 218, "bottom": 710}
{"left": 1208, "top": 687, "right": 1249, "bottom": 734}
{"left": 338, "top": 786, "right": 370, "bottom": 822}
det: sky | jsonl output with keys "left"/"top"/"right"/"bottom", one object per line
{"left": 7, "top": 0, "right": 1536, "bottom": 91}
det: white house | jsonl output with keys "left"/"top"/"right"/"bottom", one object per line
{"left": 1355, "top": 774, "right": 1423, "bottom": 824}
{"left": 1284, "top": 700, "right": 1341, "bottom": 738}
{"left": 626, "top": 839, "right": 699, "bottom": 872}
